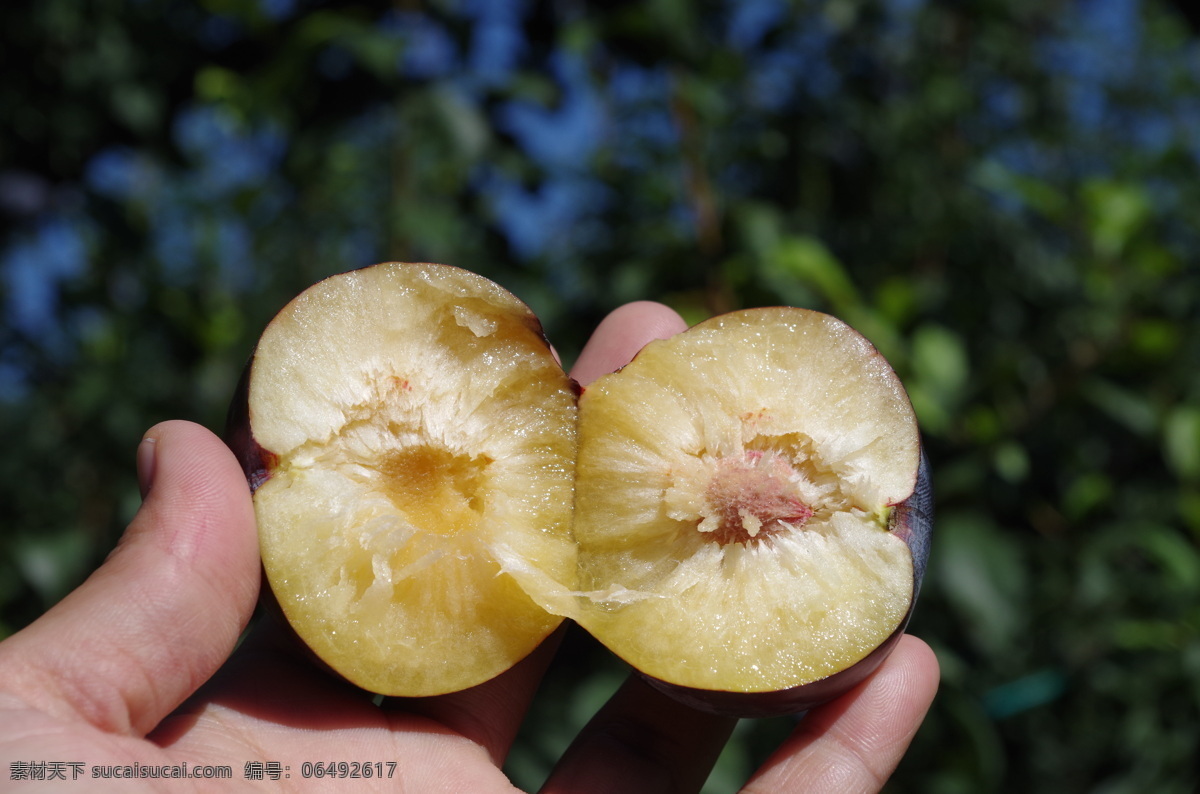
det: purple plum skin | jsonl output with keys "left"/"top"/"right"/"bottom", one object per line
{"left": 223, "top": 361, "right": 275, "bottom": 494}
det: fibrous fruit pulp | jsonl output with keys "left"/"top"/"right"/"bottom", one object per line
{"left": 227, "top": 262, "right": 578, "bottom": 696}
{"left": 228, "top": 263, "right": 931, "bottom": 715}
{"left": 565, "top": 308, "right": 930, "bottom": 716}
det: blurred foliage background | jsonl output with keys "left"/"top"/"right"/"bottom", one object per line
{"left": 3, "top": 0, "right": 1199, "bottom": 791}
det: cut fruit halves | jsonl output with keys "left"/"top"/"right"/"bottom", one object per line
{"left": 571, "top": 307, "right": 931, "bottom": 717}
{"left": 226, "top": 263, "right": 578, "bottom": 696}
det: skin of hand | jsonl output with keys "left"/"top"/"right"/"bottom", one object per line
{"left": 0, "top": 301, "right": 939, "bottom": 793}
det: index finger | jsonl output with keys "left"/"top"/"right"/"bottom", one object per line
{"left": 0, "top": 421, "right": 260, "bottom": 737}
{"left": 740, "top": 635, "right": 940, "bottom": 793}
{"left": 570, "top": 301, "right": 689, "bottom": 386}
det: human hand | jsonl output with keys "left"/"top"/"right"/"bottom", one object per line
{"left": 0, "top": 301, "right": 938, "bottom": 793}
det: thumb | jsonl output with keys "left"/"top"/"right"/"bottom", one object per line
{"left": 0, "top": 420, "right": 260, "bottom": 737}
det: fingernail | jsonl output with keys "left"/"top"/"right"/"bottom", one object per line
{"left": 137, "top": 436, "right": 159, "bottom": 499}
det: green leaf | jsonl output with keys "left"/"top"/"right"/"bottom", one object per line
{"left": 1062, "top": 471, "right": 1113, "bottom": 520}
{"left": 12, "top": 528, "right": 93, "bottom": 607}
{"left": 432, "top": 86, "right": 489, "bottom": 161}
{"left": 906, "top": 323, "right": 970, "bottom": 436}
{"left": 1084, "top": 377, "right": 1159, "bottom": 437}
{"left": 771, "top": 236, "right": 860, "bottom": 311}
{"left": 934, "top": 511, "right": 1029, "bottom": 657}
{"left": 972, "top": 159, "right": 1069, "bottom": 221}
{"left": 874, "top": 276, "right": 920, "bottom": 327}
{"left": 1083, "top": 178, "right": 1151, "bottom": 259}
{"left": 911, "top": 323, "right": 969, "bottom": 407}
{"left": 1139, "top": 524, "right": 1200, "bottom": 594}
{"left": 1130, "top": 318, "right": 1180, "bottom": 360}
{"left": 1111, "top": 618, "right": 1192, "bottom": 651}
{"left": 1164, "top": 405, "right": 1200, "bottom": 481}
{"left": 195, "top": 66, "right": 242, "bottom": 105}
{"left": 992, "top": 440, "right": 1030, "bottom": 483}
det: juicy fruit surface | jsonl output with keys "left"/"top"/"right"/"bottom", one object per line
{"left": 249, "top": 263, "right": 577, "bottom": 696}
{"left": 571, "top": 308, "right": 919, "bottom": 694}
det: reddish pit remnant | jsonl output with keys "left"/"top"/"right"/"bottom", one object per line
{"left": 702, "top": 450, "right": 813, "bottom": 546}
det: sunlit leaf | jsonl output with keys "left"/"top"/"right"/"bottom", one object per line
{"left": 1083, "top": 377, "right": 1159, "bottom": 437}
{"left": 771, "top": 235, "right": 859, "bottom": 311}
{"left": 1164, "top": 405, "right": 1200, "bottom": 482}
{"left": 934, "top": 511, "right": 1029, "bottom": 657}
{"left": 1083, "top": 178, "right": 1151, "bottom": 259}
{"left": 912, "top": 323, "right": 969, "bottom": 407}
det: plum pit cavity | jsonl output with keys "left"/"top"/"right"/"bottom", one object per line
{"left": 698, "top": 450, "right": 813, "bottom": 546}
{"left": 379, "top": 445, "right": 490, "bottom": 537}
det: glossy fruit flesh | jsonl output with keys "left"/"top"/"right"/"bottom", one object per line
{"left": 568, "top": 308, "right": 922, "bottom": 701}
{"left": 238, "top": 263, "right": 578, "bottom": 696}
{"left": 645, "top": 451, "right": 932, "bottom": 717}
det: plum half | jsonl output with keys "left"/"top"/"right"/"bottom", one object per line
{"left": 566, "top": 307, "right": 931, "bottom": 717}
{"left": 226, "top": 262, "right": 578, "bottom": 697}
